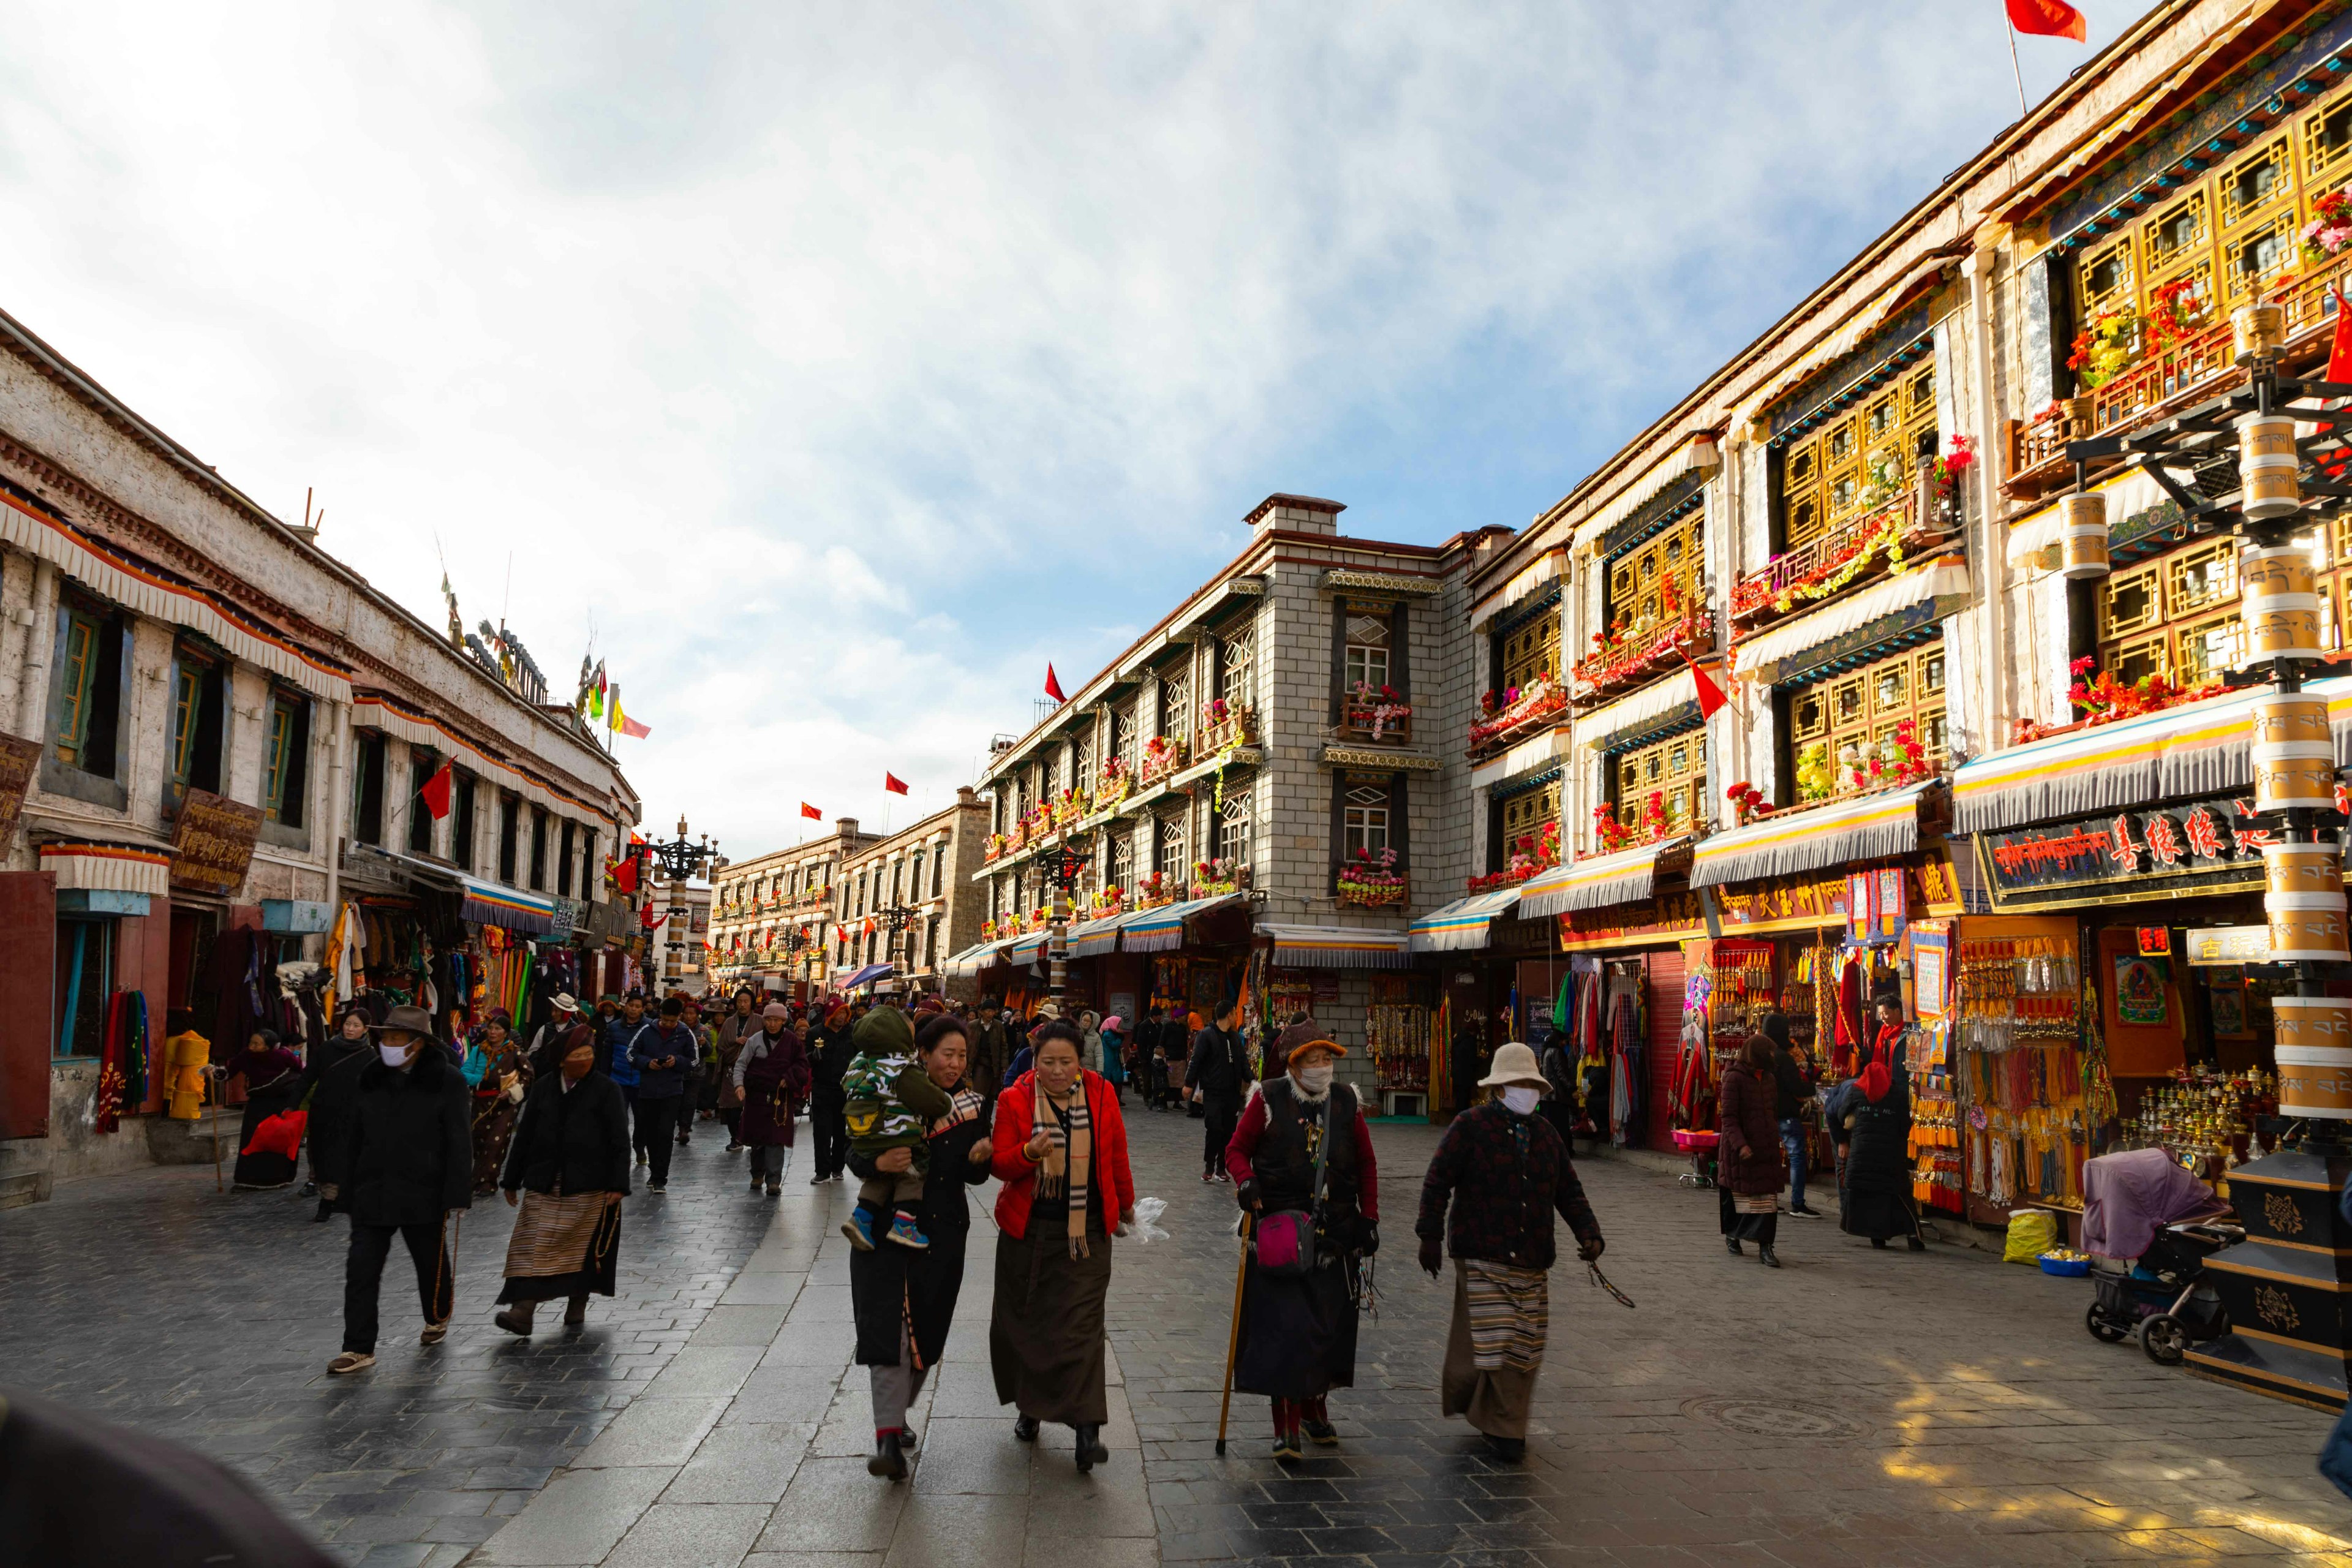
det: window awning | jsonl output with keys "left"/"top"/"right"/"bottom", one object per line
{"left": 37, "top": 840, "right": 173, "bottom": 898}
{"left": 1261, "top": 924, "right": 1412, "bottom": 968}
{"left": 1121, "top": 892, "right": 1245, "bottom": 954}
{"left": 1518, "top": 836, "right": 1692, "bottom": 917}
{"left": 840, "top": 962, "right": 895, "bottom": 990}
{"left": 942, "top": 940, "right": 1009, "bottom": 978}
{"left": 1069, "top": 913, "right": 1127, "bottom": 958}
{"left": 461, "top": 875, "right": 555, "bottom": 936}
{"left": 1689, "top": 783, "right": 1934, "bottom": 890}
{"left": 1952, "top": 677, "right": 2352, "bottom": 837}
{"left": 1007, "top": 932, "right": 1049, "bottom": 962}
{"left": 1732, "top": 559, "right": 1969, "bottom": 679}
{"left": 1406, "top": 889, "right": 1525, "bottom": 953}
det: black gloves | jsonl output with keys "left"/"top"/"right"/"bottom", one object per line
{"left": 1418, "top": 1234, "right": 1443, "bottom": 1277}
{"left": 1235, "top": 1179, "right": 1261, "bottom": 1212}
{"left": 1357, "top": 1221, "right": 1379, "bottom": 1256}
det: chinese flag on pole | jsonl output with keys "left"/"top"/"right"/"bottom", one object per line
{"left": 801, "top": 802, "right": 823, "bottom": 821}
{"left": 2007, "top": 0, "right": 2086, "bottom": 41}
{"left": 420, "top": 759, "right": 453, "bottom": 820}
{"left": 884, "top": 773, "right": 910, "bottom": 795}
{"left": 1044, "top": 664, "right": 1066, "bottom": 703}
{"left": 609, "top": 855, "right": 639, "bottom": 896}
{"left": 1676, "top": 649, "right": 1729, "bottom": 720}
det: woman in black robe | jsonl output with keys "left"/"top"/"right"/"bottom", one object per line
{"left": 849, "top": 1012, "right": 993, "bottom": 1479}
{"left": 221, "top": 1030, "right": 304, "bottom": 1191}
{"left": 1838, "top": 1038, "right": 1924, "bottom": 1250}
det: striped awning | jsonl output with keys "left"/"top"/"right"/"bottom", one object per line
{"left": 942, "top": 940, "right": 1009, "bottom": 978}
{"left": 1689, "top": 783, "right": 1934, "bottom": 891}
{"left": 1069, "top": 913, "right": 1127, "bottom": 957}
{"left": 1406, "top": 889, "right": 1526, "bottom": 953}
{"left": 1261, "top": 924, "right": 1412, "bottom": 968}
{"left": 38, "top": 840, "right": 172, "bottom": 898}
{"left": 1518, "top": 837, "right": 1691, "bottom": 917}
{"left": 841, "top": 962, "right": 894, "bottom": 990}
{"left": 1953, "top": 677, "right": 2352, "bottom": 837}
{"left": 1122, "top": 892, "right": 1245, "bottom": 954}
{"left": 461, "top": 875, "right": 555, "bottom": 936}
{"left": 1008, "top": 932, "right": 1049, "bottom": 962}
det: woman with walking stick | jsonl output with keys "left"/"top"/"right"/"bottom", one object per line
{"left": 1223, "top": 1020, "right": 1378, "bottom": 1463}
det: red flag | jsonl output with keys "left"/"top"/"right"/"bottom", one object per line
{"left": 639, "top": 900, "right": 663, "bottom": 931}
{"left": 617, "top": 713, "right": 651, "bottom": 740}
{"left": 2329, "top": 284, "right": 2352, "bottom": 385}
{"left": 1044, "top": 664, "right": 1066, "bottom": 703}
{"left": 1677, "top": 649, "right": 1728, "bottom": 720}
{"left": 801, "top": 802, "right": 823, "bottom": 821}
{"left": 420, "top": 758, "right": 453, "bottom": 820}
{"left": 884, "top": 773, "right": 910, "bottom": 796}
{"left": 2006, "top": 0, "right": 2086, "bottom": 41}
{"left": 609, "top": 855, "right": 639, "bottom": 895}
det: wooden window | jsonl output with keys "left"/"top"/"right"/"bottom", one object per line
{"left": 1789, "top": 641, "right": 1945, "bottom": 804}
{"left": 2220, "top": 138, "right": 2293, "bottom": 230}
{"left": 1219, "top": 624, "right": 1255, "bottom": 704}
{"left": 528, "top": 807, "right": 548, "bottom": 889}
{"left": 2097, "top": 528, "right": 2340, "bottom": 685}
{"left": 1779, "top": 360, "right": 1937, "bottom": 550}
{"left": 1156, "top": 813, "right": 1187, "bottom": 876}
{"left": 1110, "top": 829, "right": 1135, "bottom": 889}
{"left": 168, "top": 651, "right": 224, "bottom": 798}
{"left": 1341, "top": 783, "right": 1390, "bottom": 860}
{"left": 497, "top": 793, "right": 519, "bottom": 882}
{"left": 1111, "top": 705, "right": 1136, "bottom": 771}
{"left": 1498, "top": 610, "right": 1559, "bottom": 692}
{"left": 1159, "top": 669, "right": 1191, "bottom": 743}
{"left": 2307, "top": 96, "right": 2352, "bottom": 184}
{"left": 51, "top": 606, "right": 124, "bottom": 779}
{"left": 1344, "top": 607, "right": 1392, "bottom": 693}
{"left": 1605, "top": 514, "right": 1702, "bottom": 631}
{"left": 1613, "top": 731, "right": 1704, "bottom": 833}
{"left": 1217, "top": 793, "right": 1253, "bottom": 864}
{"left": 450, "top": 774, "right": 476, "bottom": 872}
{"left": 353, "top": 733, "right": 387, "bottom": 846}
{"left": 559, "top": 821, "right": 577, "bottom": 897}
{"left": 261, "top": 692, "right": 308, "bottom": 827}
{"left": 1498, "top": 780, "right": 1559, "bottom": 866}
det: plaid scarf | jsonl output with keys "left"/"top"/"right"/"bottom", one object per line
{"left": 931, "top": 1083, "right": 986, "bottom": 1136}
{"left": 1033, "top": 1077, "right": 1093, "bottom": 1259}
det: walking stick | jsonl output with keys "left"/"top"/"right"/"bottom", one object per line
{"left": 1214, "top": 1210, "right": 1253, "bottom": 1457}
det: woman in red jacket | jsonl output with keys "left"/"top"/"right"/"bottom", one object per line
{"left": 988, "top": 1019, "right": 1136, "bottom": 1472}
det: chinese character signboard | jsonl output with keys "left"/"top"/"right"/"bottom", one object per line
{"left": 169, "top": 790, "right": 262, "bottom": 895}
{"left": 1975, "top": 793, "right": 2288, "bottom": 910}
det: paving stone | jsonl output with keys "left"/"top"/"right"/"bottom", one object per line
{"left": 467, "top": 1464, "right": 673, "bottom": 1566}
{"left": 604, "top": 1500, "right": 769, "bottom": 1568}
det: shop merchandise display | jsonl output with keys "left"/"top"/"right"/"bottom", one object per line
{"left": 2117, "top": 1066, "right": 2278, "bottom": 1190}
{"left": 1366, "top": 975, "right": 1430, "bottom": 1093}
{"left": 1950, "top": 928, "right": 2092, "bottom": 1212}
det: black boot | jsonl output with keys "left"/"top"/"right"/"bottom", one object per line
{"left": 1013, "top": 1414, "right": 1039, "bottom": 1442}
{"left": 1485, "top": 1433, "right": 1526, "bottom": 1460}
{"left": 1074, "top": 1423, "right": 1108, "bottom": 1471}
{"left": 1724, "top": 1235, "right": 1742, "bottom": 1256}
{"left": 1907, "top": 1234, "right": 1927, "bottom": 1253}
{"left": 1871, "top": 1236, "right": 1889, "bottom": 1250}
{"left": 867, "top": 1428, "right": 907, "bottom": 1480}
{"left": 1758, "top": 1245, "right": 1781, "bottom": 1268}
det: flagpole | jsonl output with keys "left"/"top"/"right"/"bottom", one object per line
{"left": 2006, "top": 20, "right": 2028, "bottom": 118}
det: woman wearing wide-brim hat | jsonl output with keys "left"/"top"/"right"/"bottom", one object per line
{"left": 1414, "top": 1041, "right": 1605, "bottom": 1460}
{"left": 1225, "top": 1019, "right": 1379, "bottom": 1463}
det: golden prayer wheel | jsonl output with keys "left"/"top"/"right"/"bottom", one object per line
{"left": 2234, "top": 302, "right": 2286, "bottom": 364}
{"left": 2263, "top": 842, "right": 2347, "bottom": 897}
{"left": 2243, "top": 543, "right": 2318, "bottom": 600}
{"left": 2277, "top": 1047, "right": 2352, "bottom": 1117}
{"left": 2244, "top": 603, "right": 2325, "bottom": 660}
{"left": 2252, "top": 747, "right": 2337, "bottom": 810}
{"left": 2267, "top": 902, "right": 2351, "bottom": 962}
{"left": 2059, "top": 395, "right": 2095, "bottom": 434}
{"left": 2237, "top": 412, "right": 2302, "bottom": 520}
{"left": 2250, "top": 692, "right": 2331, "bottom": 746}
{"left": 2058, "top": 491, "right": 2110, "bottom": 579}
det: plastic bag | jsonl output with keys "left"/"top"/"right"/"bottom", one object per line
{"left": 2003, "top": 1209, "right": 2059, "bottom": 1265}
{"left": 1125, "top": 1196, "right": 1171, "bottom": 1245}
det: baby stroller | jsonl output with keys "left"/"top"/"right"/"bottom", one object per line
{"left": 2080, "top": 1147, "right": 2243, "bottom": 1365}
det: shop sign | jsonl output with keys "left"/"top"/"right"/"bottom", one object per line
{"left": 0, "top": 732, "right": 36, "bottom": 845}
{"left": 1976, "top": 792, "right": 2281, "bottom": 910}
{"left": 2185, "top": 925, "right": 2275, "bottom": 966}
{"left": 169, "top": 788, "right": 262, "bottom": 895}
{"left": 548, "top": 898, "right": 582, "bottom": 940}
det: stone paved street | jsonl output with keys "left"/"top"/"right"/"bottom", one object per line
{"left": 5, "top": 1099, "right": 2352, "bottom": 1567}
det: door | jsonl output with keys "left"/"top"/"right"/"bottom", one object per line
{"left": 0, "top": 872, "right": 58, "bottom": 1138}
{"left": 1645, "top": 948, "right": 1686, "bottom": 1153}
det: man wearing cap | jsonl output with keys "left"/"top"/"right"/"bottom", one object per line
{"left": 1415, "top": 1041, "right": 1605, "bottom": 1460}
{"left": 629, "top": 997, "right": 698, "bottom": 1192}
{"left": 1226, "top": 1020, "right": 1379, "bottom": 1463}
{"left": 1185, "top": 997, "right": 1254, "bottom": 1183}
{"left": 527, "top": 993, "right": 585, "bottom": 1077}
{"left": 323, "top": 1006, "right": 473, "bottom": 1376}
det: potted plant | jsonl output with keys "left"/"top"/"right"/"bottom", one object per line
{"left": 1335, "top": 846, "right": 1407, "bottom": 907}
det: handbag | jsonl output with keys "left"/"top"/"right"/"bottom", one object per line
{"left": 1253, "top": 1091, "right": 1332, "bottom": 1278}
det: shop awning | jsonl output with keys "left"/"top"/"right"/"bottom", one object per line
{"left": 1518, "top": 837, "right": 1691, "bottom": 917}
{"left": 1007, "top": 932, "right": 1049, "bottom": 962}
{"left": 1732, "top": 558, "right": 1969, "bottom": 679}
{"left": 461, "top": 875, "right": 554, "bottom": 936}
{"left": 1069, "top": 913, "right": 1126, "bottom": 957}
{"left": 1406, "top": 889, "right": 1525, "bottom": 953}
{"left": 1121, "top": 892, "right": 1245, "bottom": 954}
{"left": 941, "top": 940, "right": 1009, "bottom": 978}
{"left": 1261, "top": 924, "right": 1412, "bottom": 968}
{"left": 37, "top": 840, "right": 173, "bottom": 898}
{"left": 1689, "top": 783, "right": 1934, "bottom": 890}
{"left": 1953, "top": 676, "right": 2352, "bottom": 837}
{"left": 840, "top": 962, "right": 895, "bottom": 990}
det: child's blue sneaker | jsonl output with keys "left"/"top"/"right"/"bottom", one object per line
{"left": 887, "top": 1211, "right": 930, "bottom": 1250}
{"left": 841, "top": 1205, "right": 878, "bottom": 1252}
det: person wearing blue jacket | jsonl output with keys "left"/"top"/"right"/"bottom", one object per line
{"left": 628, "top": 996, "right": 698, "bottom": 1192}
{"left": 603, "top": 994, "right": 649, "bottom": 1166}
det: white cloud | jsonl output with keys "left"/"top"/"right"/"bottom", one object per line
{"left": 0, "top": 0, "right": 2153, "bottom": 848}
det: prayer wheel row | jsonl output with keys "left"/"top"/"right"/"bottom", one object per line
{"left": 2277, "top": 997, "right": 2352, "bottom": 1117}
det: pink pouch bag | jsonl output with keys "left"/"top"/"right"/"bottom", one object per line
{"left": 1254, "top": 1209, "right": 1316, "bottom": 1276}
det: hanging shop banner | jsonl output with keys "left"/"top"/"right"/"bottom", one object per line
{"left": 2184, "top": 925, "right": 2276, "bottom": 966}
{"left": 169, "top": 788, "right": 263, "bottom": 895}
{"left": 1973, "top": 790, "right": 2285, "bottom": 910}
{"left": 1558, "top": 856, "right": 1961, "bottom": 952}
{"left": 0, "top": 732, "right": 36, "bottom": 845}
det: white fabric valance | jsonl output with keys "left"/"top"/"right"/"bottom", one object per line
{"left": 350, "top": 695, "right": 611, "bottom": 826}
{"left": 1577, "top": 669, "right": 1703, "bottom": 752}
{"left": 1732, "top": 558, "right": 1970, "bottom": 679}
{"left": 1470, "top": 549, "right": 1564, "bottom": 633}
{"left": 39, "top": 840, "right": 172, "bottom": 897}
{"left": 1567, "top": 434, "right": 1721, "bottom": 556}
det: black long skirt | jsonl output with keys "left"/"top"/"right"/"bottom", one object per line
{"left": 989, "top": 1224, "right": 1112, "bottom": 1425}
{"left": 495, "top": 1202, "right": 622, "bottom": 1304}
{"left": 231, "top": 1079, "right": 301, "bottom": 1191}
{"left": 1233, "top": 1254, "right": 1359, "bottom": 1400}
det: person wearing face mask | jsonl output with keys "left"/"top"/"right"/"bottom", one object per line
{"left": 1414, "top": 1042, "right": 1604, "bottom": 1460}
{"left": 1224, "top": 1020, "right": 1379, "bottom": 1464}
{"left": 324, "top": 1007, "right": 473, "bottom": 1376}
{"left": 301, "top": 1006, "right": 379, "bottom": 1215}
{"left": 492, "top": 1024, "right": 631, "bottom": 1335}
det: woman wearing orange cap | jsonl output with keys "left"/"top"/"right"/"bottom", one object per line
{"left": 1225, "top": 1020, "right": 1378, "bottom": 1463}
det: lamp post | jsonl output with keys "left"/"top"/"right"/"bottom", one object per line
{"left": 642, "top": 814, "right": 716, "bottom": 883}
{"left": 2061, "top": 302, "right": 2352, "bottom": 1406}
{"left": 878, "top": 902, "right": 919, "bottom": 995}
{"left": 1040, "top": 838, "right": 1087, "bottom": 1017}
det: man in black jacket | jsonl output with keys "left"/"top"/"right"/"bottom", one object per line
{"left": 1185, "top": 997, "right": 1254, "bottom": 1183}
{"left": 323, "top": 1006, "right": 472, "bottom": 1375}
{"left": 806, "top": 1003, "right": 858, "bottom": 1183}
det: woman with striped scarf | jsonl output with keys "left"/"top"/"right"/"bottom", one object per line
{"left": 987, "top": 1019, "right": 1137, "bottom": 1472}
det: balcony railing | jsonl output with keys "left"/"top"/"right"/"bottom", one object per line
{"left": 1570, "top": 610, "right": 1711, "bottom": 708}
{"left": 1336, "top": 706, "right": 1414, "bottom": 745}
{"left": 2012, "top": 253, "right": 2352, "bottom": 491}
{"left": 1732, "top": 486, "right": 1946, "bottom": 630}
{"left": 1197, "top": 705, "right": 1260, "bottom": 756}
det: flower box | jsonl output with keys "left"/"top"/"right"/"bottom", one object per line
{"left": 1341, "top": 683, "right": 1413, "bottom": 743}
{"left": 1335, "top": 847, "right": 1406, "bottom": 907}
{"left": 1571, "top": 606, "right": 1709, "bottom": 707}
{"left": 1139, "top": 736, "right": 1190, "bottom": 787}
{"left": 1468, "top": 679, "right": 1567, "bottom": 757}
{"left": 1466, "top": 822, "right": 1559, "bottom": 894}
{"left": 1199, "top": 701, "right": 1260, "bottom": 756}
{"left": 1095, "top": 760, "right": 1134, "bottom": 810}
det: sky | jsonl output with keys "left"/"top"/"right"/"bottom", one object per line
{"left": 0, "top": 1, "right": 2154, "bottom": 856}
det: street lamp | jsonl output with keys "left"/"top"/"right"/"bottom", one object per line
{"left": 643, "top": 814, "right": 716, "bottom": 883}
{"left": 1039, "top": 838, "right": 1087, "bottom": 1016}
{"left": 878, "top": 901, "right": 919, "bottom": 990}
